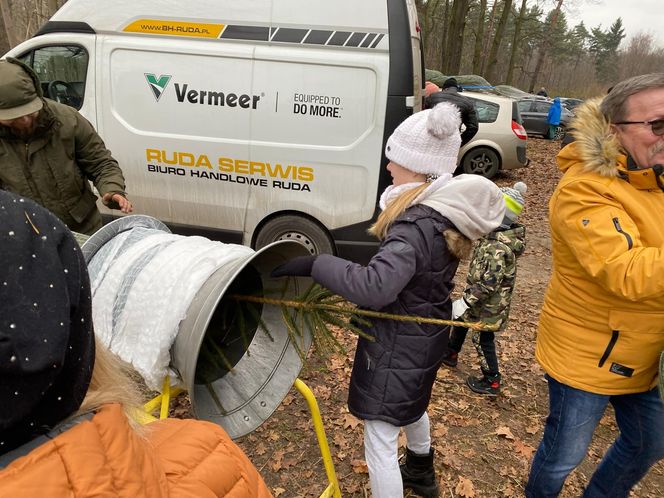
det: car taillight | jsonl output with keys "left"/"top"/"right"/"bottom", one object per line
{"left": 512, "top": 120, "right": 527, "bottom": 140}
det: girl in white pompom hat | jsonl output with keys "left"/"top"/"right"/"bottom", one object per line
{"left": 272, "top": 102, "right": 506, "bottom": 497}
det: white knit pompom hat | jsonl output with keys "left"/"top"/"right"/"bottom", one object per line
{"left": 385, "top": 101, "right": 462, "bottom": 176}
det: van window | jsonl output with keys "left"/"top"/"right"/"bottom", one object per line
{"left": 18, "top": 45, "right": 88, "bottom": 110}
{"left": 470, "top": 99, "right": 499, "bottom": 124}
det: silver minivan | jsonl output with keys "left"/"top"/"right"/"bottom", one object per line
{"left": 457, "top": 91, "right": 529, "bottom": 179}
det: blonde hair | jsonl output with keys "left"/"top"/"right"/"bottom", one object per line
{"left": 77, "top": 338, "right": 147, "bottom": 427}
{"left": 369, "top": 183, "right": 429, "bottom": 239}
{"left": 369, "top": 182, "right": 473, "bottom": 260}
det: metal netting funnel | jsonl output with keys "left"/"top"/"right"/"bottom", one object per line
{"left": 82, "top": 215, "right": 313, "bottom": 439}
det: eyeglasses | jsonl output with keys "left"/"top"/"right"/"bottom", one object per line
{"left": 614, "top": 118, "right": 664, "bottom": 136}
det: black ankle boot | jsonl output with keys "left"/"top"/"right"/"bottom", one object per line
{"left": 399, "top": 447, "right": 440, "bottom": 497}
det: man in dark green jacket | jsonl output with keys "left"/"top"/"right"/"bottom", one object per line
{"left": 0, "top": 58, "right": 132, "bottom": 235}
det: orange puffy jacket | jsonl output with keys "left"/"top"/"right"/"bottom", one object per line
{"left": 0, "top": 404, "right": 273, "bottom": 498}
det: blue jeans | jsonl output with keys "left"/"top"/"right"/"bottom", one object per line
{"left": 526, "top": 375, "right": 664, "bottom": 498}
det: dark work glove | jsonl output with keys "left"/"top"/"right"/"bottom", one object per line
{"left": 271, "top": 255, "right": 318, "bottom": 277}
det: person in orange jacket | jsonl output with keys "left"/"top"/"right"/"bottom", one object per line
{"left": 0, "top": 189, "right": 272, "bottom": 498}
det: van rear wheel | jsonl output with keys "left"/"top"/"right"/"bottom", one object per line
{"left": 460, "top": 147, "right": 500, "bottom": 179}
{"left": 254, "top": 215, "right": 334, "bottom": 255}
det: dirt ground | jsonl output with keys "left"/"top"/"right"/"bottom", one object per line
{"left": 184, "top": 139, "right": 664, "bottom": 497}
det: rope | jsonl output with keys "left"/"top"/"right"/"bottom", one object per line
{"left": 229, "top": 294, "right": 499, "bottom": 331}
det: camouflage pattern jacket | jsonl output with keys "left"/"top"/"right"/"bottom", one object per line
{"left": 459, "top": 224, "right": 526, "bottom": 330}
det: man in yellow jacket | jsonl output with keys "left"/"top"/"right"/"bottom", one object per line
{"left": 526, "top": 74, "right": 664, "bottom": 497}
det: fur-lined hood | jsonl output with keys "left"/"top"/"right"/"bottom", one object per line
{"left": 558, "top": 98, "right": 627, "bottom": 177}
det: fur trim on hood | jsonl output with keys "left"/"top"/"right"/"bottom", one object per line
{"left": 559, "top": 98, "right": 625, "bottom": 177}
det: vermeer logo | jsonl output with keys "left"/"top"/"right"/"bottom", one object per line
{"left": 145, "top": 73, "right": 172, "bottom": 101}
{"left": 144, "top": 72, "right": 261, "bottom": 109}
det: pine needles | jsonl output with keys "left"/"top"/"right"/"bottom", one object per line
{"left": 229, "top": 281, "right": 498, "bottom": 362}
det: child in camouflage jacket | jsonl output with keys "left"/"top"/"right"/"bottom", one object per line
{"left": 443, "top": 182, "right": 527, "bottom": 395}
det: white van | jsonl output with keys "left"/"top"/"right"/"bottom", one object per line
{"left": 6, "top": 0, "right": 423, "bottom": 263}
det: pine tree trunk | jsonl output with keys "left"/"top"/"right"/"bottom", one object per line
{"left": 528, "top": 0, "right": 564, "bottom": 93}
{"left": 472, "top": 0, "right": 487, "bottom": 74}
{"left": 0, "top": 0, "right": 20, "bottom": 48}
{"left": 505, "top": 0, "right": 527, "bottom": 85}
{"left": 480, "top": 0, "right": 499, "bottom": 75}
{"left": 484, "top": 0, "right": 513, "bottom": 83}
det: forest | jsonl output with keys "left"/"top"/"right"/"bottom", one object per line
{"left": 2, "top": 0, "right": 662, "bottom": 99}
{"left": 416, "top": 0, "right": 663, "bottom": 97}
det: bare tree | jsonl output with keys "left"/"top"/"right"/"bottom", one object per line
{"left": 528, "top": 0, "right": 564, "bottom": 93}
{"left": 0, "top": 0, "right": 66, "bottom": 49}
{"left": 471, "top": 0, "right": 488, "bottom": 74}
{"left": 484, "top": 0, "right": 513, "bottom": 83}
{"left": 505, "top": 0, "right": 528, "bottom": 85}
{"left": 443, "top": 0, "right": 470, "bottom": 74}
{"left": 480, "top": 0, "right": 499, "bottom": 74}
{"left": 0, "top": 0, "right": 20, "bottom": 48}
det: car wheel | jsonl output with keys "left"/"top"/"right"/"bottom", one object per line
{"left": 553, "top": 125, "right": 566, "bottom": 140}
{"left": 460, "top": 147, "right": 500, "bottom": 179}
{"left": 254, "top": 214, "right": 334, "bottom": 255}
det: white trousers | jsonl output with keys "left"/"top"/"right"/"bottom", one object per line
{"left": 364, "top": 412, "right": 431, "bottom": 498}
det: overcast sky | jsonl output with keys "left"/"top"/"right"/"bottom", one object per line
{"left": 562, "top": 0, "right": 664, "bottom": 49}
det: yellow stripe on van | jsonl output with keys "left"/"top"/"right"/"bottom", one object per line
{"left": 124, "top": 19, "right": 224, "bottom": 38}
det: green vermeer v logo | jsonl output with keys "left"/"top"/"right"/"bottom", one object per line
{"left": 145, "top": 73, "right": 172, "bottom": 101}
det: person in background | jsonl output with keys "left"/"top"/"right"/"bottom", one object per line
{"left": 537, "top": 87, "right": 548, "bottom": 97}
{"left": 425, "top": 77, "right": 479, "bottom": 146}
{"left": 526, "top": 73, "right": 664, "bottom": 497}
{"left": 424, "top": 81, "right": 441, "bottom": 98}
{"left": 442, "top": 182, "right": 527, "bottom": 396}
{"left": 0, "top": 190, "right": 271, "bottom": 498}
{"left": 0, "top": 58, "right": 132, "bottom": 235}
{"left": 272, "top": 102, "right": 505, "bottom": 498}
{"left": 546, "top": 97, "right": 562, "bottom": 140}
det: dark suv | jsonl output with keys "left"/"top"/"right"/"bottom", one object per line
{"left": 517, "top": 97, "right": 574, "bottom": 140}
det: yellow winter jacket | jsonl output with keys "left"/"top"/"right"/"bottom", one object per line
{"left": 0, "top": 404, "right": 273, "bottom": 498}
{"left": 536, "top": 99, "right": 664, "bottom": 395}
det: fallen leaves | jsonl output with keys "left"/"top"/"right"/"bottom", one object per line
{"left": 496, "top": 426, "right": 515, "bottom": 440}
{"left": 351, "top": 459, "right": 368, "bottom": 474}
{"left": 342, "top": 413, "right": 361, "bottom": 430}
{"left": 455, "top": 476, "right": 476, "bottom": 497}
{"left": 220, "top": 140, "right": 664, "bottom": 497}
{"left": 514, "top": 438, "right": 536, "bottom": 459}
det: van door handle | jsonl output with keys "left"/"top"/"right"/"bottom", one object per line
{"left": 405, "top": 96, "right": 415, "bottom": 108}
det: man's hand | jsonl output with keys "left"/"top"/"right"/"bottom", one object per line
{"left": 102, "top": 193, "right": 133, "bottom": 213}
{"left": 452, "top": 298, "right": 470, "bottom": 319}
{"left": 271, "top": 255, "right": 318, "bottom": 278}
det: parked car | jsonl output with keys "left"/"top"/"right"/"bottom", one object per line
{"left": 517, "top": 96, "right": 574, "bottom": 140}
{"left": 455, "top": 91, "right": 529, "bottom": 179}
{"left": 558, "top": 97, "right": 584, "bottom": 112}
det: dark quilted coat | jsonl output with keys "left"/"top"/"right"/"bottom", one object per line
{"left": 312, "top": 205, "right": 459, "bottom": 425}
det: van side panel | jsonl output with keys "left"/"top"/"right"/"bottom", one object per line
{"left": 97, "top": 37, "right": 254, "bottom": 230}
{"left": 331, "top": 0, "right": 422, "bottom": 263}
{"left": 8, "top": 0, "right": 422, "bottom": 263}
{"left": 245, "top": 44, "right": 389, "bottom": 244}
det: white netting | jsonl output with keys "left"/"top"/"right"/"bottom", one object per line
{"left": 88, "top": 227, "right": 254, "bottom": 389}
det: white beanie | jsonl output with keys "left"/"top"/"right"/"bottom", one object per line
{"left": 501, "top": 181, "right": 527, "bottom": 226}
{"left": 385, "top": 102, "right": 462, "bottom": 177}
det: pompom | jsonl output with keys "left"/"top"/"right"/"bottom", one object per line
{"left": 513, "top": 181, "right": 528, "bottom": 194}
{"left": 427, "top": 101, "right": 461, "bottom": 138}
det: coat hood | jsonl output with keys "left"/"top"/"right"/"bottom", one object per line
{"left": 558, "top": 98, "right": 625, "bottom": 177}
{"left": 419, "top": 174, "right": 505, "bottom": 240}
